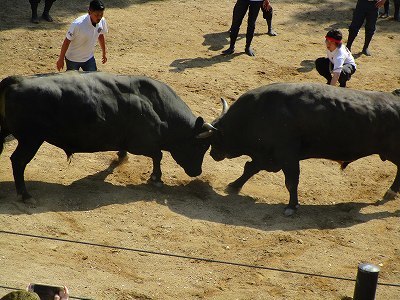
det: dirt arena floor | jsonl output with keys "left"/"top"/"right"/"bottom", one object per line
{"left": 0, "top": 0, "right": 400, "bottom": 299}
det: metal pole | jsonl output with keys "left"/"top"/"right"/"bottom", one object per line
{"left": 353, "top": 263, "right": 380, "bottom": 300}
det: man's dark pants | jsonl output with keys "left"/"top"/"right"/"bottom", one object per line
{"left": 230, "top": 0, "right": 263, "bottom": 49}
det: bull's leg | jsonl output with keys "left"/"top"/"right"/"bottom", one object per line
{"left": 116, "top": 150, "right": 128, "bottom": 164}
{"left": 148, "top": 151, "right": 163, "bottom": 187}
{"left": 226, "top": 160, "right": 261, "bottom": 194}
{"left": 382, "top": 164, "right": 400, "bottom": 202}
{"left": 282, "top": 160, "right": 300, "bottom": 216}
{"left": 10, "top": 139, "right": 42, "bottom": 202}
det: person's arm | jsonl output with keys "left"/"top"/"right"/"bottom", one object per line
{"left": 376, "top": 0, "right": 386, "bottom": 8}
{"left": 56, "top": 38, "right": 71, "bottom": 71}
{"left": 98, "top": 34, "right": 107, "bottom": 64}
{"left": 330, "top": 72, "right": 340, "bottom": 86}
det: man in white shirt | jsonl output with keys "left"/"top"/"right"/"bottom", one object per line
{"left": 315, "top": 29, "right": 357, "bottom": 88}
{"left": 56, "top": 0, "right": 108, "bottom": 71}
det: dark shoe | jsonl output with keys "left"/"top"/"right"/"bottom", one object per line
{"left": 31, "top": 16, "right": 40, "bottom": 24}
{"left": 245, "top": 47, "right": 255, "bottom": 56}
{"left": 267, "top": 29, "right": 277, "bottom": 36}
{"left": 362, "top": 47, "right": 372, "bottom": 56}
{"left": 42, "top": 13, "right": 53, "bottom": 22}
{"left": 222, "top": 47, "right": 235, "bottom": 55}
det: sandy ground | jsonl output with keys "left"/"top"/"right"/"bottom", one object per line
{"left": 0, "top": 0, "right": 400, "bottom": 299}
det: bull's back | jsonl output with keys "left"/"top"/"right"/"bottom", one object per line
{"left": 223, "top": 83, "right": 400, "bottom": 160}
{"left": 3, "top": 72, "right": 184, "bottom": 152}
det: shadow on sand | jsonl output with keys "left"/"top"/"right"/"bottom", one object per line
{"left": 1, "top": 160, "right": 398, "bottom": 232}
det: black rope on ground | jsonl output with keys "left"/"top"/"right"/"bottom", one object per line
{"left": 1, "top": 230, "right": 399, "bottom": 288}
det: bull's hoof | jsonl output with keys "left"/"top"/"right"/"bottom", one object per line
{"left": 225, "top": 183, "right": 241, "bottom": 194}
{"left": 284, "top": 205, "right": 300, "bottom": 217}
{"left": 376, "top": 189, "right": 398, "bottom": 205}
{"left": 383, "top": 189, "right": 397, "bottom": 201}
{"left": 148, "top": 175, "right": 163, "bottom": 188}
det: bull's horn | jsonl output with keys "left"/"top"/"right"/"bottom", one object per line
{"left": 196, "top": 130, "right": 214, "bottom": 139}
{"left": 220, "top": 97, "right": 229, "bottom": 116}
{"left": 203, "top": 122, "right": 217, "bottom": 131}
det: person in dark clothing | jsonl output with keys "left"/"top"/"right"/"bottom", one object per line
{"left": 261, "top": 5, "right": 277, "bottom": 36}
{"left": 29, "top": 0, "right": 56, "bottom": 23}
{"left": 380, "top": 0, "right": 400, "bottom": 20}
{"left": 346, "top": 0, "right": 387, "bottom": 56}
{"left": 223, "top": 0, "right": 270, "bottom": 57}
{"left": 380, "top": 0, "right": 390, "bottom": 17}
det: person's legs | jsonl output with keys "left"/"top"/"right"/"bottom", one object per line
{"left": 245, "top": 1, "right": 262, "bottom": 56}
{"left": 81, "top": 57, "right": 97, "bottom": 72}
{"left": 347, "top": 0, "right": 367, "bottom": 51}
{"left": 262, "top": 6, "right": 277, "bottom": 36}
{"left": 394, "top": 0, "right": 400, "bottom": 20}
{"left": 223, "top": 0, "right": 249, "bottom": 55}
{"left": 65, "top": 58, "right": 82, "bottom": 71}
{"left": 42, "top": 0, "right": 55, "bottom": 22}
{"left": 29, "top": 0, "right": 41, "bottom": 24}
{"left": 380, "top": 0, "right": 389, "bottom": 17}
{"left": 315, "top": 57, "right": 332, "bottom": 84}
{"left": 338, "top": 64, "right": 356, "bottom": 87}
{"left": 363, "top": 2, "right": 379, "bottom": 56}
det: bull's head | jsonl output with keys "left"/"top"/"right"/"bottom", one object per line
{"left": 196, "top": 98, "right": 229, "bottom": 161}
{"left": 169, "top": 117, "right": 212, "bottom": 177}
{"left": 196, "top": 97, "right": 228, "bottom": 139}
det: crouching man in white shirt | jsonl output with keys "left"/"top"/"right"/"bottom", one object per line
{"left": 56, "top": 0, "right": 108, "bottom": 71}
{"left": 315, "top": 29, "right": 357, "bottom": 88}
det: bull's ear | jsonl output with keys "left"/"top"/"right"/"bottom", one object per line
{"left": 194, "top": 117, "right": 205, "bottom": 132}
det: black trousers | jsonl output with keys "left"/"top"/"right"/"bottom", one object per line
{"left": 315, "top": 57, "right": 356, "bottom": 87}
{"left": 261, "top": 6, "right": 273, "bottom": 21}
{"left": 384, "top": 0, "right": 400, "bottom": 19}
{"left": 349, "top": 0, "right": 379, "bottom": 36}
{"left": 230, "top": 0, "right": 263, "bottom": 48}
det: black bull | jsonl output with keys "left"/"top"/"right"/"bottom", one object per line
{"left": 0, "top": 72, "right": 211, "bottom": 201}
{"left": 206, "top": 83, "right": 400, "bottom": 216}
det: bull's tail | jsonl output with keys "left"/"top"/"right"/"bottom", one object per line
{"left": 0, "top": 76, "right": 20, "bottom": 155}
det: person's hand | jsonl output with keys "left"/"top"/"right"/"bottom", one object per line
{"left": 54, "top": 286, "right": 69, "bottom": 300}
{"left": 102, "top": 55, "right": 107, "bottom": 64}
{"left": 56, "top": 58, "right": 64, "bottom": 71}
{"left": 375, "top": 0, "right": 386, "bottom": 8}
{"left": 263, "top": 0, "right": 272, "bottom": 11}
